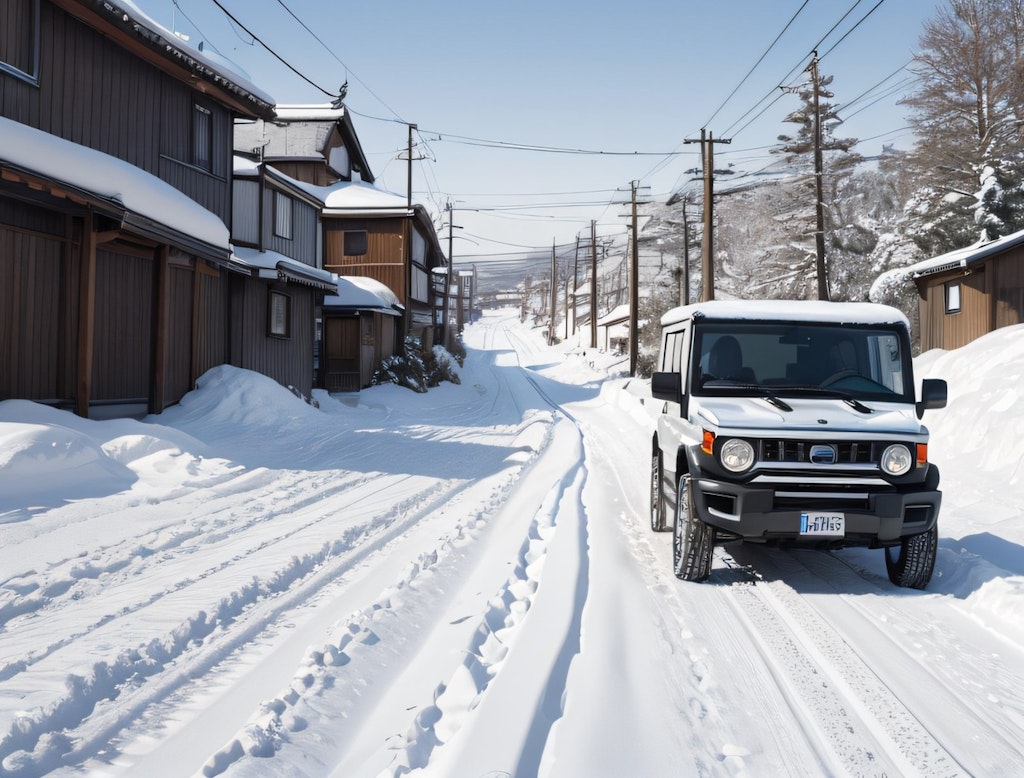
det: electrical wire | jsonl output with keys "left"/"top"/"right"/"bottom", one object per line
{"left": 206, "top": 0, "right": 334, "bottom": 97}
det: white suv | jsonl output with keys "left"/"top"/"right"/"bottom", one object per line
{"left": 649, "top": 300, "right": 948, "bottom": 589}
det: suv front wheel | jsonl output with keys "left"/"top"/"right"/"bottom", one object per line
{"left": 884, "top": 525, "right": 938, "bottom": 589}
{"left": 673, "top": 475, "right": 715, "bottom": 581}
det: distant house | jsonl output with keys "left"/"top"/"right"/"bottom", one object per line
{"left": 234, "top": 103, "right": 374, "bottom": 187}
{"left": 234, "top": 105, "right": 449, "bottom": 350}
{"left": 1, "top": 0, "right": 276, "bottom": 418}
{"left": 230, "top": 157, "right": 337, "bottom": 398}
{"left": 318, "top": 181, "right": 447, "bottom": 346}
{"left": 911, "top": 230, "right": 1024, "bottom": 351}
{"left": 321, "top": 277, "right": 403, "bottom": 391}
{"left": 596, "top": 304, "right": 630, "bottom": 353}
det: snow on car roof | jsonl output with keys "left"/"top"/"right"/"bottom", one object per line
{"left": 660, "top": 299, "right": 909, "bottom": 328}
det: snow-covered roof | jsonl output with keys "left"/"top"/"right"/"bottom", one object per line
{"left": 231, "top": 247, "right": 337, "bottom": 292}
{"left": 0, "top": 116, "right": 230, "bottom": 252}
{"left": 108, "top": 0, "right": 275, "bottom": 110}
{"left": 324, "top": 276, "right": 403, "bottom": 315}
{"left": 597, "top": 304, "right": 630, "bottom": 326}
{"left": 908, "top": 228, "right": 1024, "bottom": 278}
{"left": 315, "top": 180, "right": 410, "bottom": 215}
{"left": 233, "top": 155, "right": 260, "bottom": 176}
{"left": 273, "top": 104, "right": 346, "bottom": 122}
{"left": 661, "top": 299, "right": 909, "bottom": 328}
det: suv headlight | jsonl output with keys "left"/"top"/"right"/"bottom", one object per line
{"left": 720, "top": 438, "right": 755, "bottom": 473}
{"left": 881, "top": 443, "right": 912, "bottom": 476}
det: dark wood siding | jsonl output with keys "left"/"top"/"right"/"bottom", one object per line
{"left": 232, "top": 178, "right": 260, "bottom": 246}
{"left": 229, "top": 275, "right": 316, "bottom": 398}
{"left": 0, "top": 222, "right": 69, "bottom": 400}
{"left": 324, "top": 218, "right": 406, "bottom": 300}
{"left": 994, "top": 249, "right": 1024, "bottom": 329}
{"left": 323, "top": 315, "right": 360, "bottom": 391}
{"left": 265, "top": 191, "right": 319, "bottom": 263}
{"left": 165, "top": 264, "right": 194, "bottom": 404}
{"left": 4, "top": 2, "right": 232, "bottom": 222}
{"left": 91, "top": 248, "right": 152, "bottom": 401}
{"left": 195, "top": 266, "right": 228, "bottom": 381}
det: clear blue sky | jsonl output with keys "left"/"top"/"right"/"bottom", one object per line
{"left": 129, "top": 0, "right": 941, "bottom": 262}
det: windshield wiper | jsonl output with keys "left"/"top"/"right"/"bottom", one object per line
{"left": 704, "top": 383, "right": 794, "bottom": 412}
{"left": 777, "top": 385, "right": 873, "bottom": 414}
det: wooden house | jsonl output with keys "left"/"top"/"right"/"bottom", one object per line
{"left": 911, "top": 230, "right": 1024, "bottom": 351}
{"left": 234, "top": 103, "right": 374, "bottom": 187}
{"left": 319, "top": 181, "right": 447, "bottom": 346}
{"left": 0, "top": 0, "right": 277, "bottom": 418}
{"left": 230, "top": 157, "right": 338, "bottom": 398}
{"left": 234, "top": 104, "right": 441, "bottom": 389}
{"left": 321, "top": 277, "right": 403, "bottom": 391}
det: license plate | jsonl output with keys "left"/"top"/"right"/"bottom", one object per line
{"left": 800, "top": 511, "right": 845, "bottom": 536}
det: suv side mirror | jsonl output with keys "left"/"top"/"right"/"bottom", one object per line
{"left": 916, "top": 378, "right": 948, "bottom": 418}
{"left": 651, "top": 371, "right": 683, "bottom": 404}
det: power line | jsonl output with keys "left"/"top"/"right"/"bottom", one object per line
{"left": 272, "top": 0, "right": 406, "bottom": 122}
{"left": 206, "top": 0, "right": 335, "bottom": 97}
{"left": 703, "top": 0, "right": 812, "bottom": 128}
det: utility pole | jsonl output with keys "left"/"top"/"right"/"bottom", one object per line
{"left": 564, "top": 274, "right": 570, "bottom": 341}
{"left": 590, "top": 220, "right": 598, "bottom": 349}
{"left": 684, "top": 129, "right": 730, "bottom": 301}
{"left": 809, "top": 52, "right": 829, "bottom": 301}
{"left": 615, "top": 181, "right": 648, "bottom": 375}
{"left": 629, "top": 180, "right": 641, "bottom": 375}
{"left": 571, "top": 235, "right": 580, "bottom": 334}
{"left": 548, "top": 240, "right": 557, "bottom": 345}
{"left": 406, "top": 123, "right": 416, "bottom": 210}
{"left": 681, "top": 202, "right": 691, "bottom": 306}
{"left": 403, "top": 123, "right": 417, "bottom": 343}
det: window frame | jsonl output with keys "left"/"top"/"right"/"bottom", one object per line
{"left": 0, "top": 0, "right": 40, "bottom": 84}
{"left": 192, "top": 102, "right": 213, "bottom": 172}
{"left": 273, "top": 191, "right": 293, "bottom": 240}
{"left": 268, "top": 289, "right": 291, "bottom": 338}
{"left": 944, "top": 281, "right": 961, "bottom": 314}
{"left": 343, "top": 230, "right": 368, "bottom": 256}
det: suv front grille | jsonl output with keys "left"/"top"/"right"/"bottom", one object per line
{"left": 758, "top": 440, "right": 880, "bottom": 465}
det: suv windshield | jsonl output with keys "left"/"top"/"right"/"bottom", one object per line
{"left": 692, "top": 321, "right": 912, "bottom": 402}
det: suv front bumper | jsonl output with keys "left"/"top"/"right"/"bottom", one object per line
{"left": 691, "top": 476, "right": 940, "bottom": 545}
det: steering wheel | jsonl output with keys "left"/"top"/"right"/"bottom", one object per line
{"left": 820, "top": 368, "right": 859, "bottom": 387}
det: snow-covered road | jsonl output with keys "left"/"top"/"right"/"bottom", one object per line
{"left": 2, "top": 310, "right": 1023, "bottom": 777}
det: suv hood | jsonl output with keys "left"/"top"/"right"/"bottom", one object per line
{"left": 695, "top": 396, "right": 923, "bottom": 434}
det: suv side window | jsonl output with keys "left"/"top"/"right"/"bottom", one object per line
{"left": 662, "top": 327, "right": 687, "bottom": 372}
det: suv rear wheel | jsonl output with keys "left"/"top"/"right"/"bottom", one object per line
{"left": 884, "top": 525, "right": 938, "bottom": 589}
{"left": 673, "top": 475, "right": 715, "bottom": 581}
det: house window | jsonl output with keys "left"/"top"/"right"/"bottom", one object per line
{"left": 945, "top": 281, "right": 961, "bottom": 314}
{"left": 269, "top": 290, "right": 290, "bottom": 337}
{"left": 192, "top": 104, "right": 213, "bottom": 171}
{"left": 274, "top": 192, "right": 293, "bottom": 239}
{"left": 344, "top": 230, "right": 368, "bottom": 256}
{"left": 0, "top": 0, "right": 39, "bottom": 83}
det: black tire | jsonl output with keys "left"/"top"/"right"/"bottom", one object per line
{"left": 672, "top": 475, "right": 715, "bottom": 581}
{"left": 650, "top": 452, "right": 669, "bottom": 532}
{"left": 884, "top": 525, "right": 938, "bottom": 589}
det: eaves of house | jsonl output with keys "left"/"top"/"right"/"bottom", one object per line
{"left": 52, "top": 0, "right": 276, "bottom": 121}
{"left": 910, "top": 228, "right": 1024, "bottom": 280}
{"left": 0, "top": 116, "right": 231, "bottom": 263}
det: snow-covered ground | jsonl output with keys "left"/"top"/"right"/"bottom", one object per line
{"left": 1, "top": 309, "right": 1022, "bottom": 777}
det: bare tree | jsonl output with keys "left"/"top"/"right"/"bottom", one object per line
{"left": 902, "top": 0, "right": 1024, "bottom": 254}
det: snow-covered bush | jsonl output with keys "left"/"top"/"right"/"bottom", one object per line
{"left": 373, "top": 337, "right": 462, "bottom": 392}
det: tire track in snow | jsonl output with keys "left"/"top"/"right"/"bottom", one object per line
{"left": 121, "top": 413, "right": 559, "bottom": 777}
{"left": 752, "top": 546, "right": 1024, "bottom": 774}
{"left": 0, "top": 474, "right": 465, "bottom": 776}
{"left": 722, "top": 566, "right": 965, "bottom": 777}
{"left": 379, "top": 418, "right": 588, "bottom": 777}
